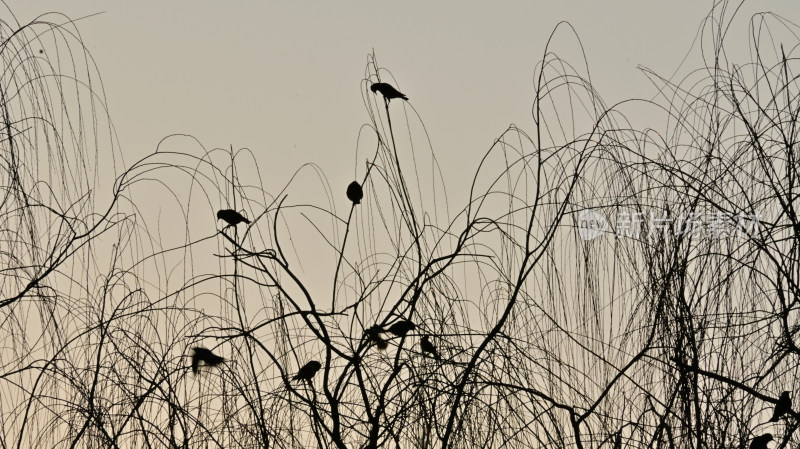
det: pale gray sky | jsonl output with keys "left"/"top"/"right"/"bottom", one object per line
{"left": 9, "top": 0, "right": 795, "bottom": 210}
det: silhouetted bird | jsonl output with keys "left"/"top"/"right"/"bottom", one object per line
{"left": 370, "top": 82, "right": 408, "bottom": 101}
{"left": 365, "top": 325, "right": 388, "bottom": 350}
{"left": 347, "top": 181, "right": 364, "bottom": 204}
{"left": 191, "top": 347, "right": 225, "bottom": 374}
{"left": 217, "top": 209, "right": 250, "bottom": 227}
{"left": 387, "top": 320, "right": 415, "bottom": 337}
{"left": 293, "top": 360, "right": 322, "bottom": 381}
{"left": 613, "top": 431, "right": 621, "bottom": 449}
{"left": 750, "top": 433, "right": 773, "bottom": 449}
{"left": 770, "top": 391, "right": 792, "bottom": 421}
{"left": 420, "top": 336, "right": 441, "bottom": 360}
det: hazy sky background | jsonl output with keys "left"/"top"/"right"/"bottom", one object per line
{"left": 4, "top": 1, "right": 799, "bottom": 217}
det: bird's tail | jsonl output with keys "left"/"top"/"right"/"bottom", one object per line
{"left": 366, "top": 326, "right": 387, "bottom": 349}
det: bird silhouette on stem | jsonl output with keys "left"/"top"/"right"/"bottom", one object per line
{"left": 190, "top": 347, "right": 225, "bottom": 375}
{"left": 217, "top": 209, "right": 250, "bottom": 227}
{"left": 347, "top": 181, "right": 364, "bottom": 204}
{"left": 387, "top": 320, "right": 415, "bottom": 337}
{"left": 420, "top": 336, "right": 441, "bottom": 360}
{"left": 370, "top": 82, "right": 408, "bottom": 102}
{"left": 293, "top": 360, "right": 322, "bottom": 382}
{"left": 750, "top": 433, "right": 773, "bottom": 449}
{"left": 770, "top": 391, "right": 792, "bottom": 421}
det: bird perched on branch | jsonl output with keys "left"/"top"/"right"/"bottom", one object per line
{"left": 750, "top": 433, "right": 773, "bottom": 449}
{"left": 293, "top": 360, "right": 322, "bottom": 382}
{"left": 420, "top": 336, "right": 441, "bottom": 360}
{"left": 770, "top": 391, "right": 792, "bottom": 421}
{"left": 370, "top": 82, "right": 408, "bottom": 101}
{"left": 365, "top": 325, "right": 389, "bottom": 350}
{"left": 387, "top": 320, "right": 415, "bottom": 337}
{"left": 347, "top": 181, "right": 364, "bottom": 205}
{"left": 190, "top": 347, "right": 225, "bottom": 374}
{"left": 217, "top": 209, "right": 250, "bottom": 227}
